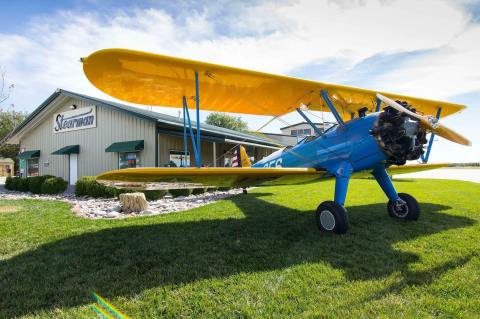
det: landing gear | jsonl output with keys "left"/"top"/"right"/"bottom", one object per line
{"left": 315, "top": 201, "right": 348, "bottom": 234}
{"left": 372, "top": 165, "right": 420, "bottom": 221}
{"left": 315, "top": 162, "right": 352, "bottom": 234}
{"left": 387, "top": 193, "right": 420, "bottom": 220}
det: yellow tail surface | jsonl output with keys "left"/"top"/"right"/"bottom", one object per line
{"left": 232, "top": 145, "right": 252, "bottom": 167}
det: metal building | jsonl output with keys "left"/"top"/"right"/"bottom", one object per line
{"left": 2, "top": 89, "right": 280, "bottom": 184}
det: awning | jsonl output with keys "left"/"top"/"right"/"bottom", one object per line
{"left": 52, "top": 145, "right": 80, "bottom": 155}
{"left": 17, "top": 150, "right": 40, "bottom": 159}
{"left": 105, "top": 140, "right": 144, "bottom": 152}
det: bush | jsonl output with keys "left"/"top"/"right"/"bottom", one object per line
{"left": 18, "top": 178, "right": 30, "bottom": 192}
{"left": 5, "top": 176, "right": 15, "bottom": 190}
{"left": 218, "top": 186, "right": 232, "bottom": 191}
{"left": 169, "top": 188, "right": 193, "bottom": 197}
{"left": 41, "top": 177, "right": 68, "bottom": 194}
{"left": 28, "top": 175, "right": 54, "bottom": 194}
{"left": 192, "top": 187, "right": 207, "bottom": 195}
{"left": 9, "top": 177, "right": 21, "bottom": 191}
{"left": 207, "top": 187, "right": 217, "bottom": 193}
{"left": 75, "top": 176, "right": 117, "bottom": 198}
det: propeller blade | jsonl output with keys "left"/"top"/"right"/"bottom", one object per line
{"left": 376, "top": 93, "right": 471, "bottom": 146}
{"left": 433, "top": 123, "right": 471, "bottom": 146}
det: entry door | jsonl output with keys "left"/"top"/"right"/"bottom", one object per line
{"left": 69, "top": 154, "right": 78, "bottom": 185}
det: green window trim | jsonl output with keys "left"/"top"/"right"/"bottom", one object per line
{"left": 105, "top": 140, "right": 144, "bottom": 153}
{"left": 51, "top": 145, "right": 80, "bottom": 155}
{"left": 17, "top": 150, "right": 40, "bottom": 159}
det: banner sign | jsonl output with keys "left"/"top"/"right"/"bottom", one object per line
{"left": 53, "top": 106, "right": 96, "bottom": 133}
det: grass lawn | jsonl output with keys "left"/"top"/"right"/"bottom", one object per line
{"left": 0, "top": 178, "right": 479, "bottom": 318}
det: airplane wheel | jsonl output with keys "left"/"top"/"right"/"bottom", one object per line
{"left": 387, "top": 193, "right": 420, "bottom": 220}
{"left": 315, "top": 201, "right": 349, "bottom": 234}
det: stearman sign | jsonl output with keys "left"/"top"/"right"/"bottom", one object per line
{"left": 53, "top": 106, "right": 96, "bottom": 133}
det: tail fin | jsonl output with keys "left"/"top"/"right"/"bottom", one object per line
{"left": 231, "top": 145, "right": 252, "bottom": 167}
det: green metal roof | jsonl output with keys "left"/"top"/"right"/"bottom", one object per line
{"left": 105, "top": 140, "right": 144, "bottom": 153}
{"left": 17, "top": 150, "right": 40, "bottom": 159}
{"left": 51, "top": 145, "right": 80, "bottom": 155}
{"left": 1, "top": 89, "right": 281, "bottom": 148}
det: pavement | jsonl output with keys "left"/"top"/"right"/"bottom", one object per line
{"left": 394, "top": 168, "right": 480, "bottom": 183}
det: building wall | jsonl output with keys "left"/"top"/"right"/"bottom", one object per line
{"left": 157, "top": 135, "right": 274, "bottom": 167}
{"left": 20, "top": 97, "right": 156, "bottom": 180}
{"left": 158, "top": 134, "right": 215, "bottom": 167}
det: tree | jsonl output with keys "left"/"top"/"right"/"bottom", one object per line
{"left": 0, "top": 110, "right": 28, "bottom": 172}
{"left": 205, "top": 112, "right": 249, "bottom": 132}
{"left": 0, "top": 67, "right": 14, "bottom": 105}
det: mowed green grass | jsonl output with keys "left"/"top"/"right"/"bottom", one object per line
{"left": 0, "top": 179, "right": 479, "bottom": 318}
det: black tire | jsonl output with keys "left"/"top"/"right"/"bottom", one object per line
{"left": 315, "top": 201, "right": 349, "bottom": 234}
{"left": 387, "top": 193, "right": 420, "bottom": 220}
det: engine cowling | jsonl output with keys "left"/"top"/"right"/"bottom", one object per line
{"left": 371, "top": 103, "right": 428, "bottom": 165}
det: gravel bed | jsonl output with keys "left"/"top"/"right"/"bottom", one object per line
{"left": 0, "top": 188, "right": 243, "bottom": 219}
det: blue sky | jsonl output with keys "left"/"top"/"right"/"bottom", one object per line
{"left": 0, "top": 0, "right": 479, "bottom": 162}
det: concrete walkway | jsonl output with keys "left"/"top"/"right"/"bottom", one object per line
{"left": 394, "top": 168, "right": 480, "bottom": 183}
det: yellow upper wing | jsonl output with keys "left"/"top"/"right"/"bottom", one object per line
{"left": 82, "top": 48, "right": 466, "bottom": 120}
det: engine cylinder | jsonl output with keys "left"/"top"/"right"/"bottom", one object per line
{"left": 371, "top": 105, "right": 428, "bottom": 165}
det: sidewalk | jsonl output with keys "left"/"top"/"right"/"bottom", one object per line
{"left": 394, "top": 168, "right": 480, "bottom": 183}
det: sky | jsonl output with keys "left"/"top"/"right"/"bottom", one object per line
{"left": 0, "top": 0, "right": 479, "bottom": 163}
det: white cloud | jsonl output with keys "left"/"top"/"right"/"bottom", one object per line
{"left": 0, "top": 0, "right": 478, "bottom": 162}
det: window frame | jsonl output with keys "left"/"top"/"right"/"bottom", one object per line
{"left": 118, "top": 151, "right": 140, "bottom": 169}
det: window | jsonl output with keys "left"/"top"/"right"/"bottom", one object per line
{"left": 27, "top": 158, "right": 39, "bottom": 177}
{"left": 169, "top": 150, "right": 190, "bottom": 167}
{"left": 119, "top": 152, "right": 139, "bottom": 169}
{"left": 291, "top": 129, "right": 297, "bottom": 136}
{"left": 303, "top": 129, "right": 312, "bottom": 136}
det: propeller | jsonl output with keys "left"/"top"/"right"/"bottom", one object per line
{"left": 376, "top": 93, "right": 471, "bottom": 146}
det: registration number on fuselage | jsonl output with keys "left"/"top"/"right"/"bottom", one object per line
{"left": 263, "top": 158, "right": 282, "bottom": 168}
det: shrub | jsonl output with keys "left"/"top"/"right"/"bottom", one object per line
{"left": 41, "top": 177, "right": 68, "bottom": 194}
{"left": 28, "top": 175, "right": 54, "bottom": 194}
{"left": 169, "top": 188, "right": 193, "bottom": 197}
{"left": 143, "top": 190, "right": 168, "bottom": 201}
{"left": 207, "top": 187, "right": 218, "bottom": 193}
{"left": 218, "top": 186, "right": 232, "bottom": 191}
{"left": 18, "top": 178, "right": 30, "bottom": 192}
{"left": 75, "top": 176, "right": 117, "bottom": 198}
{"left": 9, "top": 177, "right": 21, "bottom": 191}
{"left": 192, "top": 187, "right": 207, "bottom": 195}
{"left": 5, "top": 176, "right": 15, "bottom": 190}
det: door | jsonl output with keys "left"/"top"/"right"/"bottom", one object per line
{"left": 69, "top": 154, "right": 78, "bottom": 185}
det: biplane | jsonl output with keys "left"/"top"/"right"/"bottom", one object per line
{"left": 81, "top": 48, "right": 471, "bottom": 234}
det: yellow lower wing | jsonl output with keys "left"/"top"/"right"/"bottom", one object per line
{"left": 387, "top": 163, "right": 449, "bottom": 175}
{"left": 97, "top": 167, "right": 327, "bottom": 190}
{"left": 96, "top": 163, "right": 449, "bottom": 190}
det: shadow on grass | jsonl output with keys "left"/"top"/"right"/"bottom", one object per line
{"left": 0, "top": 192, "right": 475, "bottom": 317}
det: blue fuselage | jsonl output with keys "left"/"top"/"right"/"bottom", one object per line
{"left": 253, "top": 113, "right": 388, "bottom": 175}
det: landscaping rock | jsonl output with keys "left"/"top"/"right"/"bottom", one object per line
{"left": 106, "top": 212, "right": 121, "bottom": 218}
{"left": 0, "top": 186, "right": 244, "bottom": 219}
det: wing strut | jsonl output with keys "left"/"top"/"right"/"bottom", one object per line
{"left": 181, "top": 71, "right": 202, "bottom": 167}
{"left": 375, "top": 97, "right": 382, "bottom": 112}
{"left": 421, "top": 107, "right": 442, "bottom": 163}
{"left": 296, "top": 108, "right": 324, "bottom": 136}
{"left": 320, "top": 90, "right": 345, "bottom": 127}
